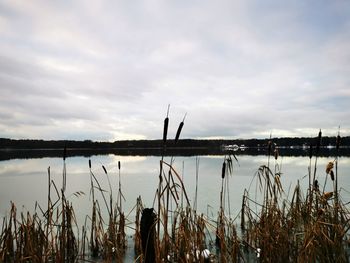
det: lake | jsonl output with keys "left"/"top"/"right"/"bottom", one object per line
{"left": 1, "top": 153, "right": 350, "bottom": 261}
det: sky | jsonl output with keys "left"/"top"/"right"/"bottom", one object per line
{"left": 0, "top": 0, "right": 349, "bottom": 141}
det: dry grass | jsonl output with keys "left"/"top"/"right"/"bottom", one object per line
{"left": 240, "top": 130, "right": 350, "bottom": 263}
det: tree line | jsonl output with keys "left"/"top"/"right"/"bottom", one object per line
{"left": 1, "top": 136, "right": 349, "bottom": 150}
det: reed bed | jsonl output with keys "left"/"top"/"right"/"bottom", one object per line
{"left": 1, "top": 114, "right": 349, "bottom": 262}
{"left": 240, "top": 131, "right": 350, "bottom": 263}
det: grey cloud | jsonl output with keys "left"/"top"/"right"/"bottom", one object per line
{"left": 0, "top": 0, "right": 349, "bottom": 140}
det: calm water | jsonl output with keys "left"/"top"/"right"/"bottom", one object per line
{"left": 1, "top": 154, "right": 350, "bottom": 260}
{"left": 1, "top": 154, "right": 350, "bottom": 220}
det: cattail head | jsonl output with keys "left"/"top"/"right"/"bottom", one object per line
{"left": 174, "top": 122, "right": 184, "bottom": 144}
{"left": 162, "top": 105, "right": 170, "bottom": 144}
{"left": 118, "top": 161, "right": 121, "bottom": 170}
{"left": 63, "top": 145, "right": 67, "bottom": 161}
{"left": 221, "top": 161, "right": 226, "bottom": 179}
{"left": 326, "top": 162, "right": 334, "bottom": 174}
{"left": 175, "top": 113, "right": 186, "bottom": 144}
{"left": 163, "top": 117, "right": 169, "bottom": 144}
{"left": 89, "top": 159, "right": 91, "bottom": 169}
{"left": 330, "top": 170, "right": 334, "bottom": 181}
{"left": 102, "top": 165, "right": 107, "bottom": 174}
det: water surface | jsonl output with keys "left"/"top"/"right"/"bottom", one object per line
{"left": 1, "top": 154, "right": 349, "bottom": 223}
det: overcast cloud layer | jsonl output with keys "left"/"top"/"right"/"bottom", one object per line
{"left": 0, "top": 0, "right": 349, "bottom": 141}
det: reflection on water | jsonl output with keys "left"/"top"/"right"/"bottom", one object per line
{"left": 1, "top": 154, "right": 350, "bottom": 223}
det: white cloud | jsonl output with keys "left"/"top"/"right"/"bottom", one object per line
{"left": 0, "top": 0, "right": 349, "bottom": 140}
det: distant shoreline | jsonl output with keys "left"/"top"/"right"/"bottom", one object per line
{"left": 1, "top": 136, "right": 350, "bottom": 160}
{"left": 1, "top": 145, "right": 350, "bottom": 161}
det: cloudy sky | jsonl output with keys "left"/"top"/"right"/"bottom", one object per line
{"left": 0, "top": 0, "right": 349, "bottom": 141}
